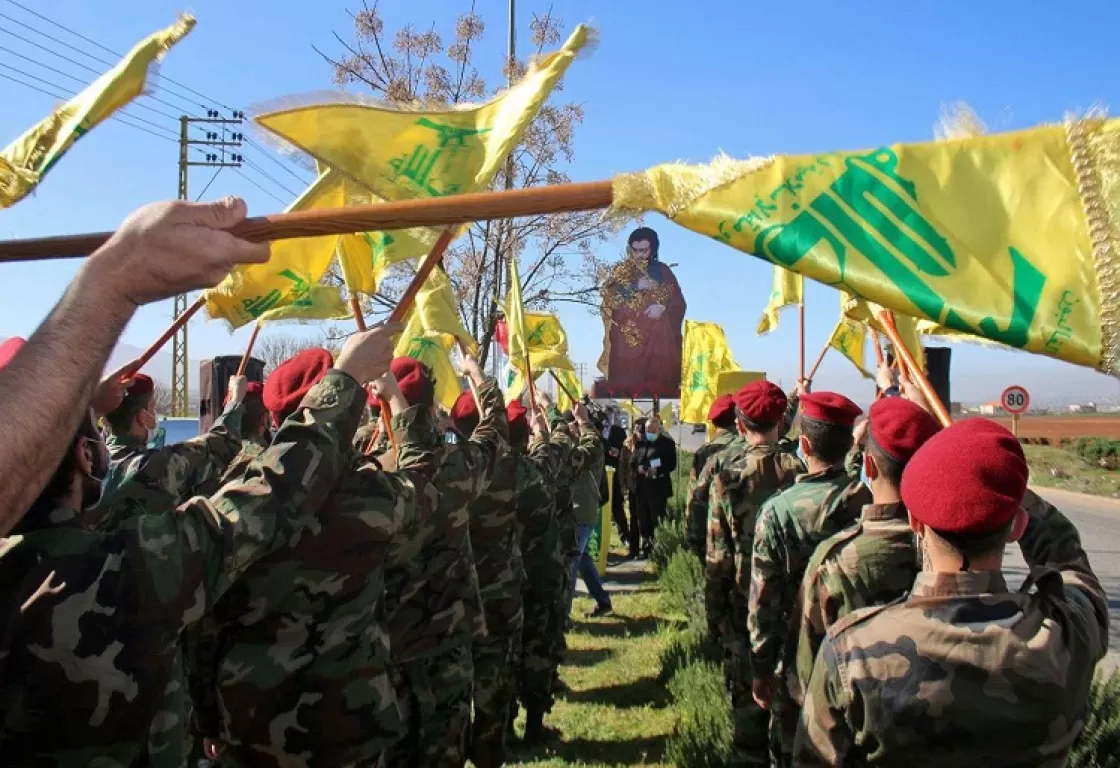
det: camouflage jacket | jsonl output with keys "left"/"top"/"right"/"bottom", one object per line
{"left": 197, "top": 435, "right": 269, "bottom": 497}
{"left": 91, "top": 404, "right": 245, "bottom": 529}
{"left": 533, "top": 421, "right": 602, "bottom": 555}
{"left": 794, "top": 490, "right": 1111, "bottom": 765}
{"left": 353, "top": 420, "right": 390, "bottom": 457}
{"left": 684, "top": 431, "right": 740, "bottom": 555}
{"left": 469, "top": 449, "right": 524, "bottom": 639}
{"left": 516, "top": 440, "right": 563, "bottom": 586}
{"left": 0, "top": 372, "right": 366, "bottom": 766}
{"left": 190, "top": 401, "right": 440, "bottom": 767}
{"left": 748, "top": 466, "right": 868, "bottom": 682}
{"left": 705, "top": 441, "right": 804, "bottom": 592}
{"left": 788, "top": 501, "right": 918, "bottom": 708}
{"left": 386, "top": 378, "right": 508, "bottom": 663}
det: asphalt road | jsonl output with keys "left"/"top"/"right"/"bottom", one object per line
{"left": 1011, "top": 487, "right": 1120, "bottom": 672}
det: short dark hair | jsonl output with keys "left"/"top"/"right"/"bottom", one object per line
{"left": 105, "top": 392, "right": 152, "bottom": 434}
{"left": 931, "top": 520, "right": 1015, "bottom": 561}
{"left": 712, "top": 411, "right": 737, "bottom": 431}
{"left": 738, "top": 415, "right": 777, "bottom": 435}
{"left": 23, "top": 413, "right": 101, "bottom": 532}
{"left": 866, "top": 436, "right": 904, "bottom": 488}
{"left": 800, "top": 417, "right": 853, "bottom": 465}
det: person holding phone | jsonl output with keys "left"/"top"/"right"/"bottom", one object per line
{"left": 631, "top": 413, "right": 677, "bottom": 557}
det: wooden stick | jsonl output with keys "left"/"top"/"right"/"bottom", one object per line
{"left": 390, "top": 228, "right": 455, "bottom": 323}
{"left": 549, "top": 368, "right": 579, "bottom": 404}
{"left": 870, "top": 328, "right": 885, "bottom": 367}
{"left": 350, "top": 296, "right": 368, "bottom": 331}
{"left": 455, "top": 340, "right": 482, "bottom": 409}
{"left": 131, "top": 295, "right": 204, "bottom": 372}
{"left": 0, "top": 182, "right": 614, "bottom": 262}
{"left": 799, "top": 301, "right": 806, "bottom": 381}
{"left": 237, "top": 323, "right": 261, "bottom": 376}
{"left": 881, "top": 313, "right": 910, "bottom": 379}
{"left": 876, "top": 311, "right": 951, "bottom": 427}
{"left": 807, "top": 341, "right": 829, "bottom": 381}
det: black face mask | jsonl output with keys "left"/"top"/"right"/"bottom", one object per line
{"left": 81, "top": 440, "right": 109, "bottom": 510}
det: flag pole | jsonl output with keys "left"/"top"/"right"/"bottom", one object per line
{"left": 799, "top": 300, "right": 806, "bottom": 381}
{"left": 807, "top": 340, "right": 829, "bottom": 381}
{"left": 869, "top": 328, "right": 885, "bottom": 367}
{"left": 881, "top": 312, "right": 910, "bottom": 380}
{"left": 237, "top": 323, "right": 261, "bottom": 376}
{"left": 875, "top": 311, "right": 951, "bottom": 427}
{"left": 0, "top": 182, "right": 613, "bottom": 262}
{"left": 549, "top": 368, "right": 578, "bottom": 404}
{"left": 130, "top": 295, "right": 205, "bottom": 372}
{"left": 456, "top": 339, "right": 482, "bottom": 409}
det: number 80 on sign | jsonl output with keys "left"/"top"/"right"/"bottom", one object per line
{"left": 1001, "top": 386, "right": 1030, "bottom": 416}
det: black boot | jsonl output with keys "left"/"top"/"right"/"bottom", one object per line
{"left": 524, "top": 710, "right": 560, "bottom": 745}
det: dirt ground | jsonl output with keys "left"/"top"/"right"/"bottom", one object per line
{"left": 983, "top": 414, "right": 1120, "bottom": 442}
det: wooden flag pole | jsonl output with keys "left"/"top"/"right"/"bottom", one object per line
{"left": 237, "top": 324, "right": 261, "bottom": 376}
{"left": 798, "top": 301, "right": 806, "bottom": 381}
{"left": 0, "top": 182, "right": 613, "bottom": 262}
{"left": 390, "top": 228, "right": 455, "bottom": 323}
{"left": 549, "top": 368, "right": 579, "bottom": 405}
{"left": 807, "top": 341, "right": 829, "bottom": 381}
{"left": 130, "top": 295, "right": 205, "bottom": 372}
{"left": 869, "top": 328, "right": 885, "bottom": 367}
{"left": 456, "top": 339, "right": 482, "bottom": 409}
{"left": 876, "top": 311, "right": 951, "bottom": 427}
{"left": 881, "top": 312, "right": 910, "bottom": 379}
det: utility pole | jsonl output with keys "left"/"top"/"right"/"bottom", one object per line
{"left": 173, "top": 110, "right": 245, "bottom": 416}
{"left": 490, "top": 0, "right": 517, "bottom": 380}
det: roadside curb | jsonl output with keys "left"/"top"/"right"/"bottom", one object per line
{"left": 1030, "top": 485, "right": 1120, "bottom": 512}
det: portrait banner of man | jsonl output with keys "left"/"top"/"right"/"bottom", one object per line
{"left": 594, "top": 227, "right": 687, "bottom": 400}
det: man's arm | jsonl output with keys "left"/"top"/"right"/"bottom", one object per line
{"left": 686, "top": 457, "right": 717, "bottom": 556}
{"left": 792, "top": 638, "right": 856, "bottom": 765}
{"left": 0, "top": 197, "right": 269, "bottom": 536}
{"left": 1018, "top": 490, "right": 1110, "bottom": 662}
{"left": 749, "top": 504, "right": 786, "bottom": 691}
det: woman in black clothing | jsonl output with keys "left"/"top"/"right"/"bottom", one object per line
{"left": 630, "top": 414, "right": 678, "bottom": 557}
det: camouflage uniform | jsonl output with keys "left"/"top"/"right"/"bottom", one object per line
{"left": 0, "top": 372, "right": 366, "bottom": 765}
{"left": 706, "top": 441, "right": 804, "bottom": 766}
{"left": 468, "top": 448, "right": 524, "bottom": 767}
{"left": 92, "top": 404, "right": 245, "bottom": 528}
{"left": 384, "top": 378, "right": 508, "bottom": 768}
{"left": 684, "top": 430, "right": 739, "bottom": 559}
{"left": 187, "top": 404, "right": 440, "bottom": 767}
{"left": 749, "top": 466, "right": 869, "bottom": 765}
{"left": 794, "top": 490, "right": 1110, "bottom": 765}
{"left": 788, "top": 501, "right": 918, "bottom": 716}
{"left": 515, "top": 436, "right": 564, "bottom": 719}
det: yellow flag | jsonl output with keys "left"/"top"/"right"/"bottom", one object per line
{"left": 826, "top": 294, "right": 872, "bottom": 379}
{"left": 842, "top": 295, "right": 924, "bottom": 372}
{"left": 394, "top": 312, "right": 463, "bottom": 410}
{"left": 611, "top": 118, "right": 1120, "bottom": 375}
{"left": 757, "top": 267, "right": 803, "bottom": 334}
{"left": 619, "top": 400, "right": 642, "bottom": 420}
{"left": 659, "top": 403, "right": 676, "bottom": 429}
{"left": 506, "top": 253, "right": 531, "bottom": 374}
{"left": 204, "top": 170, "right": 345, "bottom": 328}
{"left": 554, "top": 367, "right": 583, "bottom": 413}
{"left": 0, "top": 15, "right": 195, "bottom": 207}
{"left": 255, "top": 285, "right": 349, "bottom": 325}
{"left": 505, "top": 253, "right": 574, "bottom": 374}
{"left": 255, "top": 25, "right": 591, "bottom": 203}
{"left": 398, "top": 266, "right": 478, "bottom": 355}
{"left": 680, "top": 320, "right": 739, "bottom": 424}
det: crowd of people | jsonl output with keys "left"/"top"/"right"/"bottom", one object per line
{"left": 0, "top": 194, "right": 1110, "bottom": 768}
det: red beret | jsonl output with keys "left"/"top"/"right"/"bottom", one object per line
{"left": 734, "top": 381, "right": 787, "bottom": 424}
{"left": 125, "top": 373, "right": 154, "bottom": 400}
{"left": 708, "top": 394, "right": 735, "bottom": 424}
{"left": 390, "top": 356, "right": 433, "bottom": 407}
{"left": 901, "top": 418, "right": 1028, "bottom": 535}
{"left": 507, "top": 400, "right": 529, "bottom": 443}
{"left": 245, "top": 381, "right": 264, "bottom": 400}
{"left": 0, "top": 337, "right": 25, "bottom": 369}
{"left": 264, "top": 348, "right": 333, "bottom": 425}
{"left": 451, "top": 389, "right": 479, "bottom": 427}
{"left": 800, "top": 392, "right": 862, "bottom": 427}
{"left": 868, "top": 397, "right": 941, "bottom": 462}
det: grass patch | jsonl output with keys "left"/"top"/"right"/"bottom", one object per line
{"left": 1026, "top": 445, "right": 1120, "bottom": 498}
{"left": 509, "top": 588, "right": 679, "bottom": 768}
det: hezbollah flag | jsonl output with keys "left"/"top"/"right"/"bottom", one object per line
{"left": 611, "top": 117, "right": 1120, "bottom": 375}
{"left": 393, "top": 267, "right": 478, "bottom": 410}
{"left": 254, "top": 24, "right": 591, "bottom": 211}
{"left": 554, "top": 366, "right": 583, "bottom": 413}
{"left": 842, "top": 295, "right": 925, "bottom": 372}
{"left": 0, "top": 15, "right": 195, "bottom": 207}
{"left": 680, "top": 320, "right": 738, "bottom": 424}
{"left": 204, "top": 170, "right": 345, "bottom": 328}
{"left": 253, "top": 285, "right": 349, "bottom": 325}
{"left": 757, "top": 267, "right": 802, "bottom": 334}
{"left": 824, "top": 292, "right": 873, "bottom": 379}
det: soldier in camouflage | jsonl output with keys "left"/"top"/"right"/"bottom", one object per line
{"left": 707, "top": 380, "right": 806, "bottom": 766}
{"left": 512, "top": 402, "right": 568, "bottom": 744}
{"left": 384, "top": 355, "right": 508, "bottom": 768}
{"left": 0, "top": 324, "right": 397, "bottom": 766}
{"left": 91, "top": 371, "right": 246, "bottom": 529}
{"left": 448, "top": 388, "right": 524, "bottom": 768}
{"left": 749, "top": 391, "right": 868, "bottom": 766}
{"left": 195, "top": 380, "right": 272, "bottom": 496}
{"left": 787, "top": 395, "right": 940, "bottom": 755}
{"left": 795, "top": 418, "right": 1111, "bottom": 764}
{"left": 186, "top": 346, "right": 439, "bottom": 767}
{"left": 684, "top": 394, "right": 739, "bottom": 561}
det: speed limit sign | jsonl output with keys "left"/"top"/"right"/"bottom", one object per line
{"left": 1001, "top": 386, "right": 1030, "bottom": 415}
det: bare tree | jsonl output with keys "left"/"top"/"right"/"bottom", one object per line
{"left": 318, "top": 3, "right": 617, "bottom": 366}
{"left": 152, "top": 382, "right": 173, "bottom": 415}
{"left": 256, "top": 332, "right": 340, "bottom": 376}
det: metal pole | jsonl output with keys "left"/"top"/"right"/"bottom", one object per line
{"left": 172, "top": 116, "right": 190, "bottom": 417}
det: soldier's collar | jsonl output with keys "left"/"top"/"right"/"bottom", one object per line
{"left": 797, "top": 465, "right": 848, "bottom": 483}
{"left": 861, "top": 502, "right": 907, "bottom": 523}
{"left": 910, "top": 570, "right": 1009, "bottom": 597}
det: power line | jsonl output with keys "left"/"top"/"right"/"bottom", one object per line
{"left": 234, "top": 168, "right": 287, "bottom": 204}
{"left": 241, "top": 157, "right": 299, "bottom": 198}
{"left": 194, "top": 166, "right": 224, "bottom": 201}
{"left": 242, "top": 135, "right": 311, "bottom": 186}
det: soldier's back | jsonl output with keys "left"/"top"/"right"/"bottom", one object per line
{"left": 469, "top": 451, "right": 524, "bottom": 637}
{"left": 208, "top": 462, "right": 418, "bottom": 765}
{"left": 722, "top": 442, "right": 804, "bottom": 548}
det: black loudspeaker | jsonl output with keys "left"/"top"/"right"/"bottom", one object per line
{"left": 199, "top": 355, "right": 264, "bottom": 432}
{"left": 924, "top": 346, "right": 951, "bottom": 413}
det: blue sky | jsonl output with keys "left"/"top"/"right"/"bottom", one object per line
{"left": 3, "top": 0, "right": 1120, "bottom": 405}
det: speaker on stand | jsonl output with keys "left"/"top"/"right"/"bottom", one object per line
{"left": 199, "top": 355, "right": 265, "bottom": 433}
